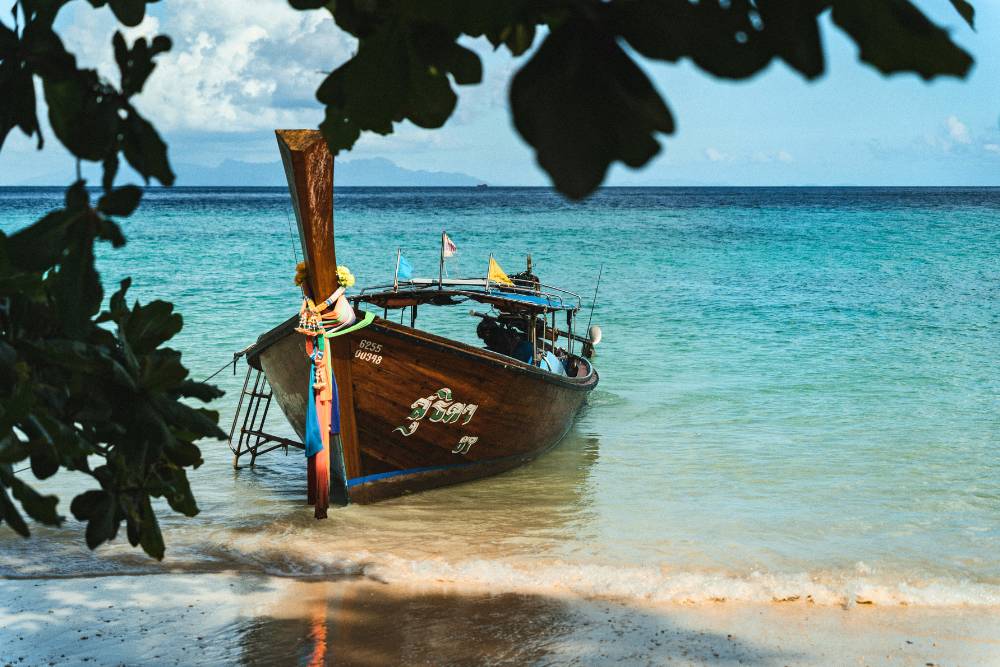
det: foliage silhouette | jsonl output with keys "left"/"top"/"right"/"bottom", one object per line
{"left": 294, "top": 0, "right": 976, "bottom": 199}
{"left": 1, "top": 0, "right": 223, "bottom": 560}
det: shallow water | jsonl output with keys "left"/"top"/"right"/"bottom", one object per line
{"left": 1, "top": 186, "right": 998, "bottom": 607}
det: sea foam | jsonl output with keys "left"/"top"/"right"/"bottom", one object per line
{"left": 193, "top": 532, "right": 1000, "bottom": 608}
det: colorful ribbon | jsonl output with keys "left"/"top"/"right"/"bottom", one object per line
{"left": 299, "top": 294, "right": 373, "bottom": 517}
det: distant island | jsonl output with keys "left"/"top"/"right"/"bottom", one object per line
{"left": 12, "top": 157, "right": 485, "bottom": 187}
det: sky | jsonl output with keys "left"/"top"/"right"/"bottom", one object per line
{"left": 3, "top": 0, "right": 999, "bottom": 186}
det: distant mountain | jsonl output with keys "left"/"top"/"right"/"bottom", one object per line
{"left": 333, "top": 158, "right": 483, "bottom": 187}
{"left": 13, "top": 157, "right": 484, "bottom": 187}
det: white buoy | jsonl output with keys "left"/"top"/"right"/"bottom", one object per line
{"left": 588, "top": 325, "right": 602, "bottom": 346}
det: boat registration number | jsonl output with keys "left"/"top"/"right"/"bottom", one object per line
{"left": 355, "top": 339, "right": 383, "bottom": 365}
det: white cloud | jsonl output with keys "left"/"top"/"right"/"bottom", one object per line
{"left": 946, "top": 115, "right": 971, "bottom": 144}
{"left": 60, "top": 1, "right": 358, "bottom": 133}
{"left": 984, "top": 144, "right": 1000, "bottom": 154}
{"left": 52, "top": 2, "right": 503, "bottom": 163}
{"left": 705, "top": 147, "right": 731, "bottom": 162}
{"left": 748, "top": 149, "right": 795, "bottom": 163}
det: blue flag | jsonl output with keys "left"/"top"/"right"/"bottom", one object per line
{"left": 397, "top": 254, "right": 413, "bottom": 282}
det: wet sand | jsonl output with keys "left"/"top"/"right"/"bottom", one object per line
{"left": 2, "top": 573, "right": 998, "bottom": 665}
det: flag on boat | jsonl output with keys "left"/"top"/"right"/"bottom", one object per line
{"left": 443, "top": 232, "right": 457, "bottom": 258}
{"left": 488, "top": 256, "right": 513, "bottom": 286}
{"left": 397, "top": 253, "right": 413, "bottom": 282}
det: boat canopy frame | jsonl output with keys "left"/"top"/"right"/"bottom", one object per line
{"left": 353, "top": 277, "right": 583, "bottom": 314}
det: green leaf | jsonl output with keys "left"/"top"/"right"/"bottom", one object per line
{"left": 138, "top": 349, "right": 188, "bottom": 392}
{"left": 948, "top": 0, "right": 975, "bottom": 29}
{"left": 70, "top": 488, "right": 119, "bottom": 549}
{"left": 831, "top": 0, "right": 973, "bottom": 79}
{"left": 28, "top": 436, "right": 61, "bottom": 479}
{"left": 325, "top": 0, "right": 382, "bottom": 37}
{"left": 0, "top": 339, "right": 16, "bottom": 387}
{"left": 0, "top": 380, "right": 33, "bottom": 437}
{"left": 95, "top": 216, "right": 127, "bottom": 248}
{"left": 403, "top": 56, "right": 457, "bottom": 128}
{"left": 319, "top": 109, "right": 362, "bottom": 157}
{"left": 154, "top": 395, "right": 225, "bottom": 440}
{"left": 114, "top": 31, "right": 172, "bottom": 98}
{"left": 51, "top": 219, "right": 103, "bottom": 335}
{"left": 164, "top": 439, "right": 203, "bottom": 467}
{"left": 754, "top": 0, "right": 827, "bottom": 80}
{"left": 0, "top": 32, "right": 43, "bottom": 150}
{"left": 609, "top": 0, "right": 772, "bottom": 79}
{"left": 108, "top": 0, "right": 147, "bottom": 27}
{"left": 8, "top": 473, "right": 61, "bottom": 526}
{"left": 65, "top": 179, "right": 89, "bottom": 210}
{"left": 126, "top": 404, "right": 170, "bottom": 464}
{"left": 317, "top": 24, "right": 410, "bottom": 135}
{"left": 510, "top": 15, "right": 674, "bottom": 199}
{"left": 5, "top": 209, "right": 76, "bottom": 271}
{"left": 488, "top": 23, "right": 536, "bottom": 57}
{"left": 289, "top": 0, "right": 331, "bottom": 8}
{"left": 101, "top": 277, "right": 132, "bottom": 323}
{"left": 155, "top": 465, "right": 198, "bottom": 516}
{"left": 43, "top": 70, "right": 119, "bottom": 161}
{"left": 123, "top": 299, "right": 182, "bottom": 354}
{"left": 98, "top": 185, "right": 143, "bottom": 216}
{"left": 0, "top": 483, "right": 30, "bottom": 537}
{"left": 136, "top": 496, "right": 164, "bottom": 559}
{"left": 69, "top": 488, "right": 104, "bottom": 520}
{"left": 122, "top": 110, "right": 175, "bottom": 186}
{"left": 28, "top": 339, "right": 137, "bottom": 390}
{"left": 397, "top": 0, "right": 530, "bottom": 36}
{"left": 430, "top": 40, "right": 482, "bottom": 86}
{"left": 175, "top": 380, "right": 224, "bottom": 403}
{"left": 316, "top": 19, "right": 473, "bottom": 150}
{"left": 20, "top": 19, "right": 76, "bottom": 77}
{"left": 102, "top": 153, "right": 120, "bottom": 193}
{"left": 0, "top": 434, "right": 30, "bottom": 465}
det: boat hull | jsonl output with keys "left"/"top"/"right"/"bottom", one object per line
{"left": 253, "top": 312, "right": 598, "bottom": 504}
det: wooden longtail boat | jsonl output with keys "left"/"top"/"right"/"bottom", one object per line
{"left": 231, "top": 130, "right": 599, "bottom": 511}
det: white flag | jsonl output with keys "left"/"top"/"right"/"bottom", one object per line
{"left": 443, "top": 233, "right": 458, "bottom": 258}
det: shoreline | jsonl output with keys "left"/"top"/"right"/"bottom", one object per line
{"left": 3, "top": 572, "right": 998, "bottom": 666}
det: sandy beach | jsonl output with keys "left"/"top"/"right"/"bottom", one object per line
{"left": 3, "top": 573, "right": 998, "bottom": 666}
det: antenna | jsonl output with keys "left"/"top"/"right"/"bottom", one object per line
{"left": 393, "top": 248, "right": 401, "bottom": 292}
{"left": 438, "top": 230, "right": 445, "bottom": 289}
{"left": 586, "top": 263, "right": 604, "bottom": 331}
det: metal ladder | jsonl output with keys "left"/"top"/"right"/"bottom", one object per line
{"left": 228, "top": 365, "right": 303, "bottom": 468}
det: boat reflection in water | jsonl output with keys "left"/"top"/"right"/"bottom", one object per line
{"left": 235, "top": 580, "right": 571, "bottom": 666}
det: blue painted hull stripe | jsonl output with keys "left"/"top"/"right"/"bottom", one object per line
{"left": 344, "top": 429, "right": 574, "bottom": 488}
{"left": 347, "top": 454, "right": 525, "bottom": 487}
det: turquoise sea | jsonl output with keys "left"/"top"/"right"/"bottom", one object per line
{"left": 1, "top": 186, "right": 998, "bottom": 607}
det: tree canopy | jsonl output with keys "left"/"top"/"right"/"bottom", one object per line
{"left": 0, "top": 0, "right": 978, "bottom": 558}
{"left": 292, "top": 0, "right": 976, "bottom": 198}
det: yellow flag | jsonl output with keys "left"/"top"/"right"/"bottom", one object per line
{"left": 488, "top": 257, "right": 513, "bottom": 286}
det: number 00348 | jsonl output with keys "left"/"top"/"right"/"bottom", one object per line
{"left": 355, "top": 350, "right": 382, "bottom": 365}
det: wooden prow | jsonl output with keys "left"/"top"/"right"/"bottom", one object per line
{"left": 275, "top": 129, "right": 359, "bottom": 515}
{"left": 276, "top": 129, "right": 337, "bottom": 298}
